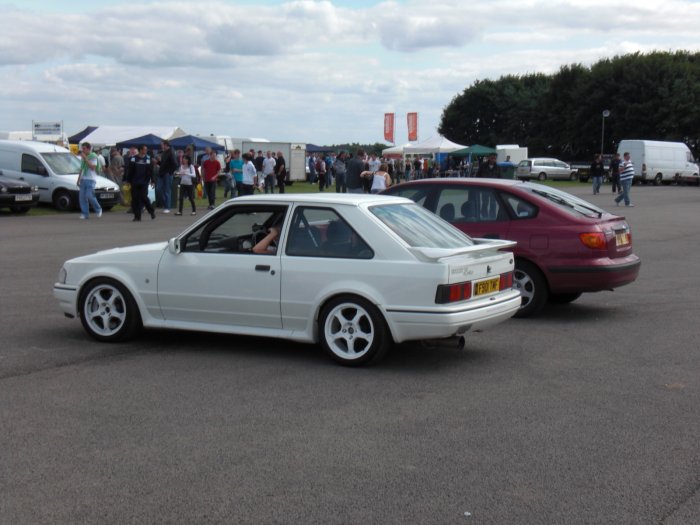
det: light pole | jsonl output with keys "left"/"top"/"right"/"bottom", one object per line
{"left": 601, "top": 110, "right": 610, "bottom": 155}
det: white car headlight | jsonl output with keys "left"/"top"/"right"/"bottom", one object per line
{"left": 58, "top": 266, "right": 67, "bottom": 284}
{"left": 0, "top": 186, "right": 7, "bottom": 193}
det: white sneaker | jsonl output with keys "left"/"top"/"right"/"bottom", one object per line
{"left": 163, "top": 209, "right": 171, "bottom": 214}
{"left": 79, "top": 215, "right": 87, "bottom": 219}
{"left": 96, "top": 210, "right": 103, "bottom": 218}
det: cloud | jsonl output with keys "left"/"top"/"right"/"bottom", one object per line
{"left": 1, "top": 0, "right": 700, "bottom": 144}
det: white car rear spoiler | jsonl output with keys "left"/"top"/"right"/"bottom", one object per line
{"left": 408, "top": 238, "right": 516, "bottom": 262}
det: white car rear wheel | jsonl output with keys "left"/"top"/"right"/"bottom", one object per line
{"left": 79, "top": 278, "right": 141, "bottom": 342}
{"left": 319, "top": 296, "right": 389, "bottom": 366}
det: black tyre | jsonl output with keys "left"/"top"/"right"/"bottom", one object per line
{"left": 9, "top": 206, "right": 30, "bottom": 214}
{"left": 569, "top": 172, "right": 578, "bottom": 181}
{"left": 549, "top": 292, "right": 582, "bottom": 304}
{"left": 537, "top": 172, "right": 547, "bottom": 181}
{"left": 319, "top": 295, "right": 390, "bottom": 366}
{"left": 513, "top": 260, "right": 548, "bottom": 318}
{"left": 53, "top": 190, "right": 74, "bottom": 211}
{"left": 78, "top": 278, "right": 142, "bottom": 342}
{"left": 653, "top": 174, "right": 662, "bottom": 186}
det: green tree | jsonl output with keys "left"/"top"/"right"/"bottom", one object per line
{"left": 439, "top": 51, "right": 700, "bottom": 160}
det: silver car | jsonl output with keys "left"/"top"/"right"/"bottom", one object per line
{"left": 517, "top": 158, "right": 578, "bottom": 181}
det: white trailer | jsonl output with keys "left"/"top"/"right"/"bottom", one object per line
{"left": 241, "top": 141, "right": 307, "bottom": 183}
{"left": 496, "top": 144, "right": 528, "bottom": 164}
{"left": 617, "top": 140, "right": 699, "bottom": 185}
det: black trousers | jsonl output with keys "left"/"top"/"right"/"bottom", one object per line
{"left": 205, "top": 180, "right": 217, "bottom": 206}
{"left": 611, "top": 173, "right": 621, "bottom": 193}
{"left": 179, "top": 184, "right": 196, "bottom": 213}
{"left": 132, "top": 183, "right": 154, "bottom": 220}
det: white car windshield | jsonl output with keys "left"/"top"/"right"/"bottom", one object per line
{"left": 370, "top": 203, "right": 475, "bottom": 249}
{"left": 41, "top": 152, "right": 82, "bottom": 175}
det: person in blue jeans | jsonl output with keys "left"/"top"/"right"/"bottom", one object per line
{"left": 590, "top": 154, "right": 605, "bottom": 195}
{"left": 77, "top": 142, "right": 103, "bottom": 219}
{"left": 156, "top": 139, "right": 177, "bottom": 213}
{"left": 614, "top": 152, "right": 635, "bottom": 207}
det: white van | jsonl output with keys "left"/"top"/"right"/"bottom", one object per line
{"left": 617, "top": 140, "right": 699, "bottom": 186}
{"left": 0, "top": 140, "right": 121, "bottom": 211}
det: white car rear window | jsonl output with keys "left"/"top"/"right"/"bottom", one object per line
{"left": 370, "top": 203, "right": 475, "bottom": 249}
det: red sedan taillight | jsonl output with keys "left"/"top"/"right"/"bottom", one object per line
{"left": 579, "top": 232, "right": 607, "bottom": 249}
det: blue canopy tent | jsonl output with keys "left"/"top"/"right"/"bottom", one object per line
{"left": 169, "top": 135, "right": 225, "bottom": 152}
{"left": 68, "top": 126, "right": 98, "bottom": 144}
{"left": 115, "top": 133, "right": 164, "bottom": 150}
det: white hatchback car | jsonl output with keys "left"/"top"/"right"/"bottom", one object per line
{"left": 54, "top": 194, "right": 520, "bottom": 365}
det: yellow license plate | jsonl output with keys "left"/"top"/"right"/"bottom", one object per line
{"left": 615, "top": 232, "right": 630, "bottom": 246}
{"left": 474, "top": 277, "right": 500, "bottom": 296}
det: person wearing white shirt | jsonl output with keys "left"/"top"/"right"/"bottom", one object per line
{"left": 262, "top": 151, "right": 277, "bottom": 194}
{"left": 241, "top": 152, "right": 257, "bottom": 195}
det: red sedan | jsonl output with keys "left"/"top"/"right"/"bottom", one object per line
{"left": 383, "top": 179, "right": 641, "bottom": 317}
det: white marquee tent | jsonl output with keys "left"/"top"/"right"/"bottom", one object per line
{"left": 402, "top": 135, "right": 467, "bottom": 154}
{"left": 381, "top": 142, "right": 413, "bottom": 156}
{"left": 78, "top": 126, "right": 187, "bottom": 146}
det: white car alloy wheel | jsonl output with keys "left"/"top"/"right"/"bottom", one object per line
{"left": 319, "top": 296, "right": 389, "bottom": 366}
{"left": 79, "top": 278, "right": 141, "bottom": 342}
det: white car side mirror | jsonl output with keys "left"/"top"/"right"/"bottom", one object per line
{"left": 168, "top": 237, "right": 180, "bottom": 254}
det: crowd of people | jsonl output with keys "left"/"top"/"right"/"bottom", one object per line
{"left": 80, "top": 142, "right": 513, "bottom": 221}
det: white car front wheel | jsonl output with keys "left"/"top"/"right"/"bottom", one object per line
{"left": 79, "top": 278, "right": 141, "bottom": 342}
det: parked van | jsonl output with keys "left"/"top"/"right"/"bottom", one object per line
{"left": 0, "top": 140, "right": 121, "bottom": 211}
{"left": 516, "top": 157, "right": 578, "bottom": 181}
{"left": 617, "top": 140, "right": 699, "bottom": 186}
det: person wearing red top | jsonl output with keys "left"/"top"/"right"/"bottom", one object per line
{"left": 201, "top": 147, "right": 221, "bottom": 209}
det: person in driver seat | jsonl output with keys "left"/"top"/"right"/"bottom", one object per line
{"left": 253, "top": 225, "right": 281, "bottom": 254}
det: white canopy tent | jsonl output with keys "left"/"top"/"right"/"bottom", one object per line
{"left": 402, "top": 135, "right": 467, "bottom": 154}
{"left": 78, "top": 126, "right": 187, "bottom": 147}
{"left": 381, "top": 142, "right": 413, "bottom": 156}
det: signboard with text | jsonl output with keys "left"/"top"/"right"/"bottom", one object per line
{"left": 32, "top": 121, "right": 63, "bottom": 141}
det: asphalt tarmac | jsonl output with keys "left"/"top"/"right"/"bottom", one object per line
{"left": 1, "top": 184, "right": 698, "bottom": 524}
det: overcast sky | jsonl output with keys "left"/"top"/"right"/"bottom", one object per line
{"left": 1, "top": 0, "right": 699, "bottom": 145}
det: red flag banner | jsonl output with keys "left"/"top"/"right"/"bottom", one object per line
{"left": 407, "top": 112, "right": 418, "bottom": 141}
{"left": 384, "top": 113, "right": 395, "bottom": 143}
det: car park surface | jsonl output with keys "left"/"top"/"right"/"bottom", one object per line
{"left": 383, "top": 178, "right": 641, "bottom": 317}
{"left": 1, "top": 185, "right": 699, "bottom": 523}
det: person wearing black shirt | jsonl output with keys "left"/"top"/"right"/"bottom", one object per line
{"left": 125, "top": 144, "right": 156, "bottom": 222}
{"left": 347, "top": 149, "right": 366, "bottom": 193}
{"left": 476, "top": 154, "right": 502, "bottom": 178}
{"left": 610, "top": 153, "right": 622, "bottom": 194}
{"left": 275, "top": 152, "right": 287, "bottom": 193}
{"left": 157, "top": 140, "right": 178, "bottom": 212}
{"left": 590, "top": 154, "right": 605, "bottom": 194}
